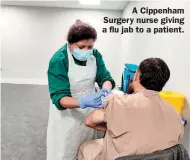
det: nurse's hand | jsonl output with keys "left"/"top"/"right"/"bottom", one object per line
{"left": 78, "top": 92, "right": 104, "bottom": 109}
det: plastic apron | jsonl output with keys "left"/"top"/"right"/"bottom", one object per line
{"left": 47, "top": 49, "right": 104, "bottom": 160}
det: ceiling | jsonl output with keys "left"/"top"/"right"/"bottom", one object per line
{"left": 1, "top": 0, "right": 128, "bottom": 11}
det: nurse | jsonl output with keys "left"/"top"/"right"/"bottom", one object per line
{"left": 47, "top": 20, "right": 115, "bottom": 160}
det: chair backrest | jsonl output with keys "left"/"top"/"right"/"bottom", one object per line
{"left": 115, "top": 144, "right": 190, "bottom": 160}
{"left": 121, "top": 63, "right": 138, "bottom": 93}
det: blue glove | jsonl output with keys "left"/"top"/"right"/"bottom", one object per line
{"left": 78, "top": 92, "right": 104, "bottom": 109}
{"left": 100, "top": 88, "right": 111, "bottom": 96}
{"left": 100, "top": 88, "right": 111, "bottom": 105}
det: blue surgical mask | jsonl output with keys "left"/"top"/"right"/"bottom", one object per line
{"left": 73, "top": 48, "right": 93, "bottom": 61}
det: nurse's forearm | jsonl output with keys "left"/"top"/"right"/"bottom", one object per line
{"left": 59, "top": 97, "right": 79, "bottom": 109}
{"left": 102, "top": 81, "right": 112, "bottom": 90}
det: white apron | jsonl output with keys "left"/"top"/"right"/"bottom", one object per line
{"left": 47, "top": 49, "right": 104, "bottom": 160}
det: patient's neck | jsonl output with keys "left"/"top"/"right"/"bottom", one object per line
{"left": 133, "top": 83, "right": 145, "bottom": 94}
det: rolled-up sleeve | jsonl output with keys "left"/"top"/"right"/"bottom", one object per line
{"left": 94, "top": 49, "right": 115, "bottom": 89}
{"left": 48, "top": 58, "right": 71, "bottom": 110}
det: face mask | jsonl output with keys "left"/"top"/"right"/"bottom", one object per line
{"left": 73, "top": 48, "right": 93, "bottom": 61}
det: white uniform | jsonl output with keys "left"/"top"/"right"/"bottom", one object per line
{"left": 47, "top": 47, "right": 104, "bottom": 160}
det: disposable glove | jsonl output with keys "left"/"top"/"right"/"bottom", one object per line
{"left": 100, "top": 88, "right": 111, "bottom": 96}
{"left": 78, "top": 92, "right": 104, "bottom": 109}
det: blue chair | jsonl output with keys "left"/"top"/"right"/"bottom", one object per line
{"left": 121, "top": 63, "right": 138, "bottom": 93}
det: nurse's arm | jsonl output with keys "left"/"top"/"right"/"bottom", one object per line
{"left": 85, "top": 109, "right": 107, "bottom": 132}
{"left": 48, "top": 57, "right": 80, "bottom": 110}
{"left": 94, "top": 49, "right": 115, "bottom": 90}
{"left": 59, "top": 97, "right": 79, "bottom": 109}
{"left": 102, "top": 81, "right": 113, "bottom": 90}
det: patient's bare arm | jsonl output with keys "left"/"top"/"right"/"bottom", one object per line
{"left": 91, "top": 123, "right": 107, "bottom": 132}
{"left": 85, "top": 109, "right": 107, "bottom": 132}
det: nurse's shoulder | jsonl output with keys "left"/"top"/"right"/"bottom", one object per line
{"left": 49, "top": 44, "right": 69, "bottom": 70}
{"left": 92, "top": 48, "right": 102, "bottom": 59}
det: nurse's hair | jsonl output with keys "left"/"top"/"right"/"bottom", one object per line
{"left": 139, "top": 58, "right": 170, "bottom": 92}
{"left": 67, "top": 20, "right": 97, "bottom": 44}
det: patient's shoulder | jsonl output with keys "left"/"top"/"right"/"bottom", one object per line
{"left": 112, "top": 93, "right": 146, "bottom": 109}
{"left": 106, "top": 94, "right": 132, "bottom": 105}
{"left": 105, "top": 91, "right": 142, "bottom": 107}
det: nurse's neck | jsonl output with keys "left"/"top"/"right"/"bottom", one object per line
{"left": 72, "top": 55, "right": 87, "bottom": 66}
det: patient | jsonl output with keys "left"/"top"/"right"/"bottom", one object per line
{"left": 78, "top": 58, "right": 184, "bottom": 160}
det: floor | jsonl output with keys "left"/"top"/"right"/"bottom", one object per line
{"left": 1, "top": 83, "right": 190, "bottom": 160}
{"left": 1, "top": 84, "right": 49, "bottom": 160}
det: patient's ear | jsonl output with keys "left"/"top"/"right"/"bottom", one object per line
{"left": 133, "top": 70, "right": 140, "bottom": 82}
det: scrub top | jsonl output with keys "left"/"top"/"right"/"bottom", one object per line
{"left": 47, "top": 44, "right": 115, "bottom": 110}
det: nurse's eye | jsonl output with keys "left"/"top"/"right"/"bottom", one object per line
{"left": 78, "top": 46, "right": 85, "bottom": 49}
{"left": 88, "top": 46, "right": 93, "bottom": 50}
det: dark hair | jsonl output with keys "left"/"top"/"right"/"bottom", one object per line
{"left": 67, "top": 20, "right": 97, "bottom": 44}
{"left": 139, "top": 58, "right": 170, "bottom": 92}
